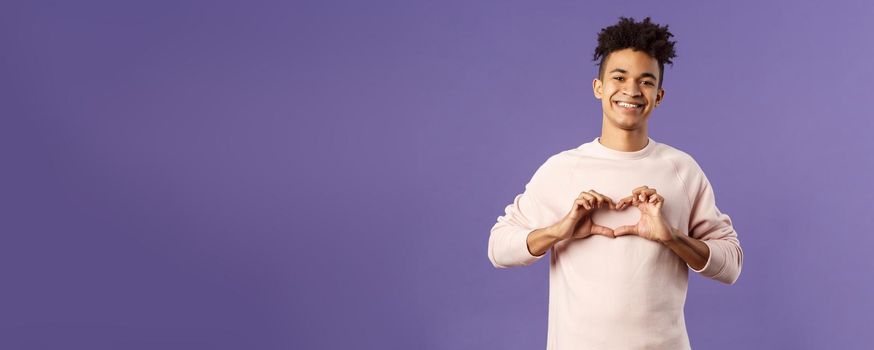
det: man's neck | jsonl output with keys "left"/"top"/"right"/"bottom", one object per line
{"left": 599, "top": 126, "right": 649, "bottom": 152}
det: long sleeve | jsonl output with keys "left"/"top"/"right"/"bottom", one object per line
{"left": 684, "top": 162, "right": 744, "bottom": 285}
{"left": 487, "top": 157, "right": 556, "bottom": 268}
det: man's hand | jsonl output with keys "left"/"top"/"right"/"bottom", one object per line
{"left": 528, "top": 189, "right": 626, "bottom": 256}
{"left": 613, "top": 185, "right": 677, "bottom": 242}
{"left": 550, "top": 189, "right": 620, "bottom": 241}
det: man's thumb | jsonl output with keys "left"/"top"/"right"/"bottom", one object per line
{"left": 613, "top": 225, "right": 637, "bottom": 237}
{"left": 591, "top": 224, "right": 615, "bottom": 238}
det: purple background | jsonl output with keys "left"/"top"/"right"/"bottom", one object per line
{"left": 2, "top": 0, "right": 873, "bottom": 349}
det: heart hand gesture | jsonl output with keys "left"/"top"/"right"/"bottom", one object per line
{"left": 613, "top": 186, "right": 676, "bottom": 242}
{"left": 553, "top": 189, "right": 619, "bottom": 241}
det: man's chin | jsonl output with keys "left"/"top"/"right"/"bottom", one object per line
{"left": 610, "top": 116, "right": 646, "bottom": 130}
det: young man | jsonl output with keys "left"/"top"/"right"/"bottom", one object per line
{"left": 487, "top": 17, "right": 743, "bottom": 349}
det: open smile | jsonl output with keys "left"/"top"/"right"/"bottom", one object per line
{"left": 614, "top": 101, "right": 644, "bottom": 112}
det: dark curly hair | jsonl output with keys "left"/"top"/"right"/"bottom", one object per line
{"left": 593, "top": 16, "right": 677, "bottom": 89}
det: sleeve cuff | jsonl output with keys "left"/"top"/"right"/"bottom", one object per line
{"left": 688, "top": 239, "right": 723, "bottom": 276}
{"left": 516, "top": 227, "right": 546, "bottom": 265}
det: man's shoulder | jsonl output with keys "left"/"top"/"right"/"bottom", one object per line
{"left": 525, "top": 146, "right": 582, "bottom": 185}
{"left": 654, "top": 141, "right": 702, "bottom": 171}
{"left": 653, "top": 142, "right": 712, "bottom": 195}
{"left": 544, "top": 141, "right": 593, "bottom": 163}
{"left": 533, "top": 150, "right": 574, "bottom": 175}
{"left": 654, "top": 141, "right": 694, "bottom": 160}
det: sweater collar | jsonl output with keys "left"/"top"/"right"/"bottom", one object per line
{"left": 583, "top": 136, "right": 657, "bottom": 160}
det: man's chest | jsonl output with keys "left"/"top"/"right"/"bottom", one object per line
{"left": 539, "top": 159, "right": 692, "bottom": 232}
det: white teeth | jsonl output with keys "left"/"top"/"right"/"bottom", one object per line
{"left": 617, "top": 102, "right": 640, "bottom": 108}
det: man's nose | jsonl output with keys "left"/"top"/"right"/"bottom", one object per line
{"left": 623, "top": 85, "right": 642, "bottom": 97}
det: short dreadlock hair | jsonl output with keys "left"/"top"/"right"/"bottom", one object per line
{"left": 593, "top": 16, "right": 677, "bottom": 89}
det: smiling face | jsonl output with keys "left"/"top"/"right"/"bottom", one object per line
{"left": 593, "top": 48, "right": 665, "bottom": 132}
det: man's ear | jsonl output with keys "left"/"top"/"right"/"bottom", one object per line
{"left": 593, "top": 78, "right": 603, "bottom": 100}
{"left": 656, "top": 88, "right": 665, "bottom": 106}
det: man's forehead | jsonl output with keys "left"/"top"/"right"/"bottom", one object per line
{"left": 606, "top": 49, "right": 659, "bottom": 72}
{"left": 606, "top": 60, "right": 659, "bottom": 79}
{"left": 608, "top": 67, "right": 658, "bottom": 79}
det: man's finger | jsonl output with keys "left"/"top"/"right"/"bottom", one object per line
{"left": 614, "top": 225, "right": 637, "bottom": 237}
{"left": 651, "top": 194, "right": 664, "bottom": 209}
{"left": 578, "top": 191, "right": 595, "bottom": 200}
{"left": 644, "top": 189, "right": 657, "bottom": 201}
{"left": 587, "top": 190, "right": 608, "bottom": 208}
{"left": 601, "top": 195, "right": 617, "bottom": 209}
{"left": 617, "top": 196, "right": 632, "bottom": 210}
{"left": 591, "top": 225, "right": 615, "bottom": 238}
{"left": 632, "top": 185, "right": 649, "bottom": 195}
{"left": 632, "top": 186, "right": 654, "bottom": 205}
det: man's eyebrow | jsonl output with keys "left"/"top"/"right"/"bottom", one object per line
{"left": 609, "top": 68, "right": 658, "bottom": 80}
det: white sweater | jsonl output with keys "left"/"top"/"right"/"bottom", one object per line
{"left": 488, "top": 136, "right": 743, "bottom": 349}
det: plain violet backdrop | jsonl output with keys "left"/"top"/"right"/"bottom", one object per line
{"left": 2, "top": 0, "right": 873, "bottom": 349}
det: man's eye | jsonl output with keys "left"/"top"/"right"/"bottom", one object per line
{"left": 612, "top": 77, "right": 624, "bottom": 81}
{"left": 643, "top": 81, "right": 655, "bottom": 86}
